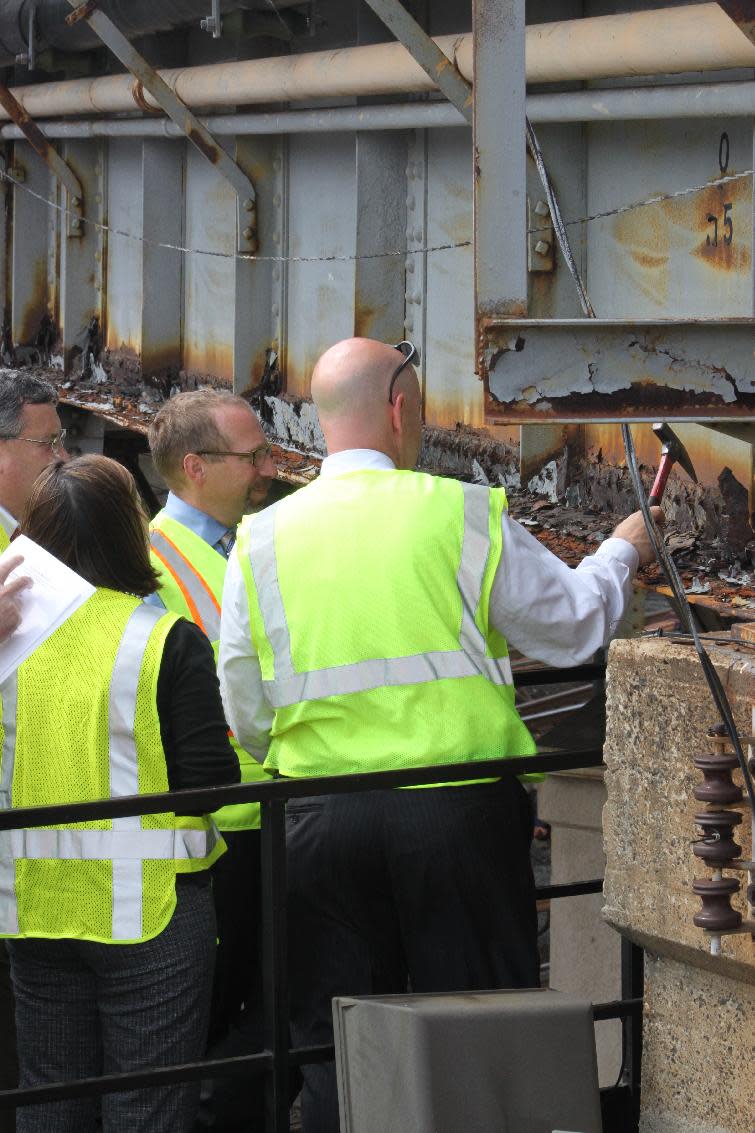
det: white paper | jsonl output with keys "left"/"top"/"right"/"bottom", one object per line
{"left": 0, "top": 535, "right": 95, "bottom": 685}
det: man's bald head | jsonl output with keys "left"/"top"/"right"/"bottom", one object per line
{"left": 311, "top": 338, "right": 422, "bottom": 468}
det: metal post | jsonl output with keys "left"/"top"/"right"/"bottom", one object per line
{"left": 260, "top": 799, "right": 290, "bottom": 1133}
{"left": 472, "top": 0, "right": 527, "bottom": 377}
{"left": 620, "top": 937, "right": 644, "bottom": 1131}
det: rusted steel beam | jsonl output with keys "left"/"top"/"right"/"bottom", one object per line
{"left": 361, "top": 0, "right": 472, "bottom": 124}
{"left": 63, "top": 0, "right": 257, "bottom": 254}
{"left": 716, "top": 1, "right": 755, "bottom": 47}
{"left": 484, "top": 319, "right": 755, "bottom": 422}
{"left": 0, "top": 80, "right": 83, "bottom": 236}
{"left": 473, "top": 0, "right": 527, "bottom": 375}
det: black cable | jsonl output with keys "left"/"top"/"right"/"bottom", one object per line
{"left": 525, "top": 117, "right": 755, "bottom": 816}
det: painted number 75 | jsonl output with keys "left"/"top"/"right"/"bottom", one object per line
{"left": 706, "top": 203, "right": 733, "bottom": 247}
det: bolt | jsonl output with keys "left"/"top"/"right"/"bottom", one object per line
{"left": 242, "top": 226, "right": 254, "bottom": 240}
{"left": 534, "top": 240, "right": 551, "bottom": 256}
{"left": 73, "top": 197, "right": 81, "bottom": 206}
{"left": 243, "top": 198, "right": 254, "bottom": 211}
{"left": 534, "top": 200, "right": 550, "bottom": 216}
{"left": 70, "top": 217, "right": 81, "bottom": 230}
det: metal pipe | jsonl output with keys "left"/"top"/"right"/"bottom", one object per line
{"left": 1, "top": 4, "right": 754, "bottom": 122}
{"left": 2, "top": 80, "right": 754, "bottom": 140}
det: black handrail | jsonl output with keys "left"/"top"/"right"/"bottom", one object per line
{"left": 0, "top": 741, "right": 641, "bottom": 1130}
{"left": 0, "top": 747, "right": 603, "bottom": 830}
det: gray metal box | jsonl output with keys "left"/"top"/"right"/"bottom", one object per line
{"left": 333, "top": 988, "right": 602, "bottom": 1133}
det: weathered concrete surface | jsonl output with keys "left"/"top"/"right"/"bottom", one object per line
{"left": 603, "top": 637, "right": 754, "bottom": 1133}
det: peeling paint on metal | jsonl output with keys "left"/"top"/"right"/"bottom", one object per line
{"left": 486, "top": 321, "right": 755, "bottom": 417}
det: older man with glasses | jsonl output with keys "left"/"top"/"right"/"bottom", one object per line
{"left": 147, "top": 389, "right": 276, "bottom": 1132}
{"left": 0, "top": 371, "right": 69, "bottom": 1132}
{"left": 219, "top": 336, "right": 663, "bottom": 1133}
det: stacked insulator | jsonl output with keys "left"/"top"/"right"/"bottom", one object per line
{"left": 692, "top": 724, "right": 744, "bottom": 934}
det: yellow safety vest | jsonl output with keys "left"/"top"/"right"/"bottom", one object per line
{"left": 150, "top": 511, "right": 268, "bottom": 831}
{"left": 237, "top": 469, "right": 538, "bottom": 780}
{"left": 0, "top": 589, "right": 224, "bottom": 944}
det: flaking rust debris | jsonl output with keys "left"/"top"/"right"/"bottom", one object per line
{"left": 10, "top": 365, "right": 755, "bottom": 621}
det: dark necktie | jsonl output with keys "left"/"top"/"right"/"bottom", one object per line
{"left": 218, "top": 529, "right": 236, "bottom": 558}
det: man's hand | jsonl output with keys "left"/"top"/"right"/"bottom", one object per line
{"left": 0, "top": 555, "right": 31, "bottom": 643}
{"left": 611, "top": 508, "right": 665, "bottom": 568}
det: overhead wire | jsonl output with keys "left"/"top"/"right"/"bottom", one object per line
{"left": 0, "top": 154, "right": 752, "bottom": 264}
{"left": 524, "top": 114, "right": 755, "bottom": 814}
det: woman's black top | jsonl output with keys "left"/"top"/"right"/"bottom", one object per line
{"left": 156, "top": 618, "right": 240, "bottom": 884}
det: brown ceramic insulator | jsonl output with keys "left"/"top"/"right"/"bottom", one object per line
{"left": 692, "top": 810, "right": 743, "bottom": 864}
{"left": 693, "top": 752, "right": 743, "bottom": 806}
{"left": 692, "top": 877, "right": 742, "bottom": 931}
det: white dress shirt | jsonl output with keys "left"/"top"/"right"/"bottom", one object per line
{"left": 219, "top": 448, "right": 638, "bottom": 762}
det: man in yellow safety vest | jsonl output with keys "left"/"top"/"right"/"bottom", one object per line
{"left": 0, "top": 370, "right": 68, "bottom": 1133}
{"left": 147, "top": 389, "right": 276, "bottom": 1129}
{"left": 218, "top": 337, "right": 663, "bottom": 1133}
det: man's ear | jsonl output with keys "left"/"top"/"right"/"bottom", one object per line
{"left": 182, "top": 452, "right": 206, "bottom": 486}
{"left": 389, "top": 391, "right": 405, "bottom": 435}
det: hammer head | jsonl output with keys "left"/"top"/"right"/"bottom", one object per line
{"left": 652, "top": 422, "right": 698, "bottom": 483}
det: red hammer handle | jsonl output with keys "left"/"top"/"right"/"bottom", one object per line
{"left": 649, "top": 452, "right": 673, "bottom": 507}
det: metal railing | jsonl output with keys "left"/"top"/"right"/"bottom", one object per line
{"left": 0, "top": 665, "right": 643, "bottom": 1131}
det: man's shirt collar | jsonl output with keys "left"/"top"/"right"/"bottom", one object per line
{"left": 164, "top": 492, "right": 229, "bottom": 548}
{"left": 320, "top": 449, "right": 396, "bottom": 477}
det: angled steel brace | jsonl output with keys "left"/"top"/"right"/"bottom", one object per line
{"left": 362, "top": 0, "right": 473, "bottom": 124}
{"left": 64, "top": 0, "right": 258, "bottom": 253}
{"left": 0, "top": 80, "right": 83, "bottom": 237}
{"left": 716, "top": 1, "right": 755, "bottom": 47}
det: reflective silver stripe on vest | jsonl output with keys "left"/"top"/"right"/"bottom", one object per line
{"left": 457, "top": 485, "right": 491, "bottom": 655}
{"left": 262, "top": 651, "right": 513, "bottom": 709}
{"left": 4, "top": 826, "right": 219, "bottom": 861}
{"left": 150, "top": 529, "right": 221, "bottom": 642}
{"left": 109, "top": 604, "right": 163, "bottom": 940}
{"left": 248, "top": 483, "right": 513, "bottom": 710}
{"left": 247, "top": 501, "right": 294, "bottom": 679}
{"left": 0, "top": 673, "right": 19, "bottom": 933}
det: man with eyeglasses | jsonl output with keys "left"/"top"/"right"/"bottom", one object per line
{"left": 0, "top": 372, "right": 69, "bottom": 550}
{"left": 147, "top": 389, "right": 276, "bottom": 1132}
{"left": 219, "top": 336, "right": 663, "bottom": 1133}
{"left": 0, "top": 371, "right": 69, "bottom": 1131}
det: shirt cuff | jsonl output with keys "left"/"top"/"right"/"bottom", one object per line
{"left": 594, "top": 537, "right": 640, "bottom": 576}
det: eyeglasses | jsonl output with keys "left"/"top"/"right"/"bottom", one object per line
{"left": 195, "top": 443, "right": 274, "bottom": 469}
{"left": 0, "top": 429, "right": 67, "bottom": 454}
{"left": 388, "top": 340, "right": 420, "bottom": 404}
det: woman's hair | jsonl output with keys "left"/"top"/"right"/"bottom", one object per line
{"left": 21, "top": 455, "right": 160, "bottom": 598}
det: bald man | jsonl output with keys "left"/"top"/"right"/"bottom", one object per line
{"left": 219, "top": 337, "right": 661, "bottom": 1133}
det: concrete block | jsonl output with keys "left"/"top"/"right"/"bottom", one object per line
{"left": 603, "top": 637, "right": 754, "bottom": 1133}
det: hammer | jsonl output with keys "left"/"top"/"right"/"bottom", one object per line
{"left": 648, "top": 422, "right": 698, "bottom": 506}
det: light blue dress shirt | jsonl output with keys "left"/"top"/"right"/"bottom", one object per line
{"left": 145, "top": 492, "right": 231, "bottom": 610}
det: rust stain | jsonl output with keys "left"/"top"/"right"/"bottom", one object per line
{"left": 65, "top": 0, "right": 99, "bottom": 26}
{"left": 18, "top": 260, "right": 48, "bottom": 344}
{"left": 187, "top": 127, "right": 220, "bottom": 166}
{"left": 610, "top": 171, "right": 752, "bottom": 305}
{"left": 183, "top": 340, "right": 234, "bottom": 383}
{"left": 582, "top": 422, "right": 752, "bottom": 492}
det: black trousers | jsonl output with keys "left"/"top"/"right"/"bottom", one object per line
{"left": 286, "top": 777, "right": 539, "bottom": 1133}
{"left": 0, "top": 946, "right": 17, "bottom": 1133}
{"left": 197, "top": 829, "right": 265, "bottom": 1132}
